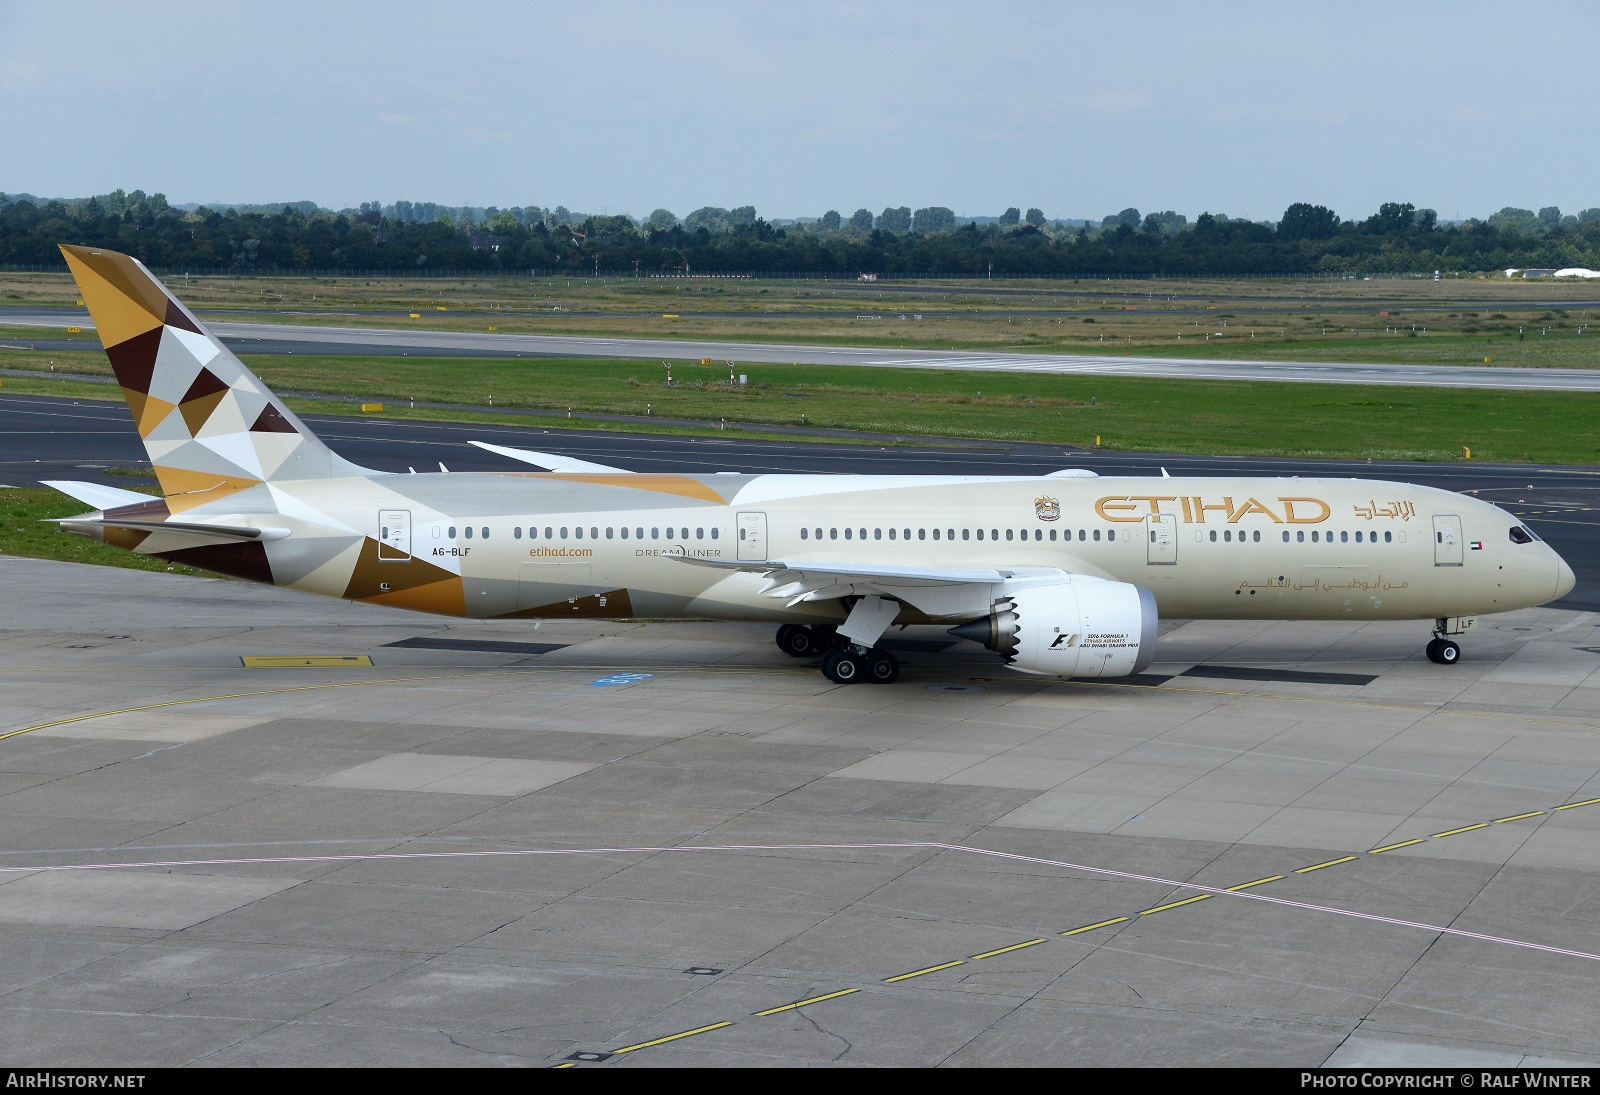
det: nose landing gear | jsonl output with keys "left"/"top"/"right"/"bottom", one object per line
{"left": 1425, "top": 617, "right": 1464, "bottom": 665}
{"left": 1425, "top": 638, "right": 1461, "bottom": 665}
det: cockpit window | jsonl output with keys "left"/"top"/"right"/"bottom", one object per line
{"left": 1509, "top": 526, "right": 1537, "bottom": 545}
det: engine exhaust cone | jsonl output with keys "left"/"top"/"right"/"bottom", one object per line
{"left": 948, "top": 619, "right": 992, "bottom": 645}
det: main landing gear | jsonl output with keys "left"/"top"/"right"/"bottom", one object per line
{"left": 774, "top": 624, "right": 901, "bottom": 685}
{"left": 1425, "top": 618, "right": 1462, "bottom": 665}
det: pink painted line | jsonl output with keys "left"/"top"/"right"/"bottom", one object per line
{"left": 0, "top": 839, "right": 1594, "bottom": 964}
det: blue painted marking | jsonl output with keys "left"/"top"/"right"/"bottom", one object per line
{"left": 592, "top": 672, "right": 654, "bottom": 687}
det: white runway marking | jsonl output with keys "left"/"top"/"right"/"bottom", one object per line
{"left": 3, "top": 839, "right": 1595, "bottom": 964}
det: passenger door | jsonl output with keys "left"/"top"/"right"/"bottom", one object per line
{"left": 378, "top": 510, "right": 411, "bottom": 560}
{"left": 737, "top": 511, "right": 768, "bottom": 560}
{"left": 1146, "top": 514, "right": 1177, "bottom": 565}
{"left": 1432, "top": 514, "right": 1463, "bottom": 567}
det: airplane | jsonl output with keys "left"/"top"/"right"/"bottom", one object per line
{"left": 42, "top": 244, "right": 1576, "bottom": 684}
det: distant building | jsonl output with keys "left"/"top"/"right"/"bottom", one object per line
{"left": 1553, "top": 267, "right": 1600, "bottom": 278}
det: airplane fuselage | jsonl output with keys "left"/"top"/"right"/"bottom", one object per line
{"left": 105, "top": 472, "right": 1570, "bottom": 628}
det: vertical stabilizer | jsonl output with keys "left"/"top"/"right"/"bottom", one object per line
{"left": 59, "top": 244, "right": 362, "bottom": 511}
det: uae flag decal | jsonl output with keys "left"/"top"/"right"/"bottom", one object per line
{"left": 1469, "top": 540, "right": 1484, "bottom": 550}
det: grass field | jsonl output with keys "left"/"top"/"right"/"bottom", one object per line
{"left": 4, "top": 348, "right": 1596, "bottom": 463}
{"left": 5, "top": 270, "right": 1598, "bottom": 365}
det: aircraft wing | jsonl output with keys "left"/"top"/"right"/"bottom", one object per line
{"left": 42, "top": 480, "right": 155, "bottom": 509}
{"left": 665, "top": 553, "right": 1055, "bottom": 608}
{"left": 467, "top": 440, "right": 630, "bottom": 474}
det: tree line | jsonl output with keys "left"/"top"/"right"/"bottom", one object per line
{"left": 2, "top": 189, "right": 1596, "bottom": 277}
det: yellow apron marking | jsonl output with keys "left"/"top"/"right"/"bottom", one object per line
{"left": 241, "top": 655, "right": 373, "bottom": 668}
{"left": 1432, "top": 823, "right": 1489, "bottom": 838}
{"left": 614, "top": 1021, "right": 733, "bottom": 1053}
{"left": 883, "top": 960, "right": 964, "bottom": 983}
{"left": 970, "top": 938, "right": 1047, "bottom": 960}
{"left": 1062, "top": 917, "right": 1129, "bottom": 936}
{"left": 755, "top": 989, "right": 859, "bottom": 1016}
{"left": 1555, "top": 798, "right": 1600, "bottom": 811}
{"left": 1295, "top": 856, "right": 1356, "bottom": 873}
{"left": 1227, "top": 875, "right": 1284, "bottom": 891}
{"left": 1494, "top": 811, "right": 1545, "bottom": 823}
{"left": 1140, "top": 894, "right": 1212, "bottom": 914}
{"left": 1369, "top": 839, "right": 1427, "bottom": 853}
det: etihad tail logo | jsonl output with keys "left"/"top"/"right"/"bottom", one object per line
{"left": 1035, "top": 496, "right": 1061, "bottom": 522}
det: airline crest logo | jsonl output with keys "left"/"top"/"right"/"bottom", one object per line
{"left": 1034, "top": 496, "right": 1061, "bottom": 522}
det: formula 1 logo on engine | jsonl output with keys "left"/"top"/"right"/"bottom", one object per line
{"left": 1048, "top": 632, "right": 1078, "bottom": 649}
{"left": 1035, "top": 496, "right": 1061, "bottom": 522}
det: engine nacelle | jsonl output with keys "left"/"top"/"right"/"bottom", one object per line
{"left": 949, "top": 577, "right": 1158, "bottom": 678}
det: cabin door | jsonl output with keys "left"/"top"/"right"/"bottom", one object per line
{"left": 737, "top": 512, "right": 768, "bottom": 560}
{"left": 1432, "top": 514, "right": 1463, "bottom": 567}
{"left": 1146, "top": 514, "right": 1177, "bottom": 564}
{"left": 378, "top": 510, "right": 411, "bottom": 560}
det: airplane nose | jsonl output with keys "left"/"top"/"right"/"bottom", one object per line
{"left": 1554, "top": 555, "right": 1576, "bottom": 600}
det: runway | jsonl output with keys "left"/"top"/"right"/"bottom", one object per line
{"left": 7, "top": 310, "right": 1600, "bottom": 392}
{"left": 4, "top": 392, "right": 1596, "bottom": 611}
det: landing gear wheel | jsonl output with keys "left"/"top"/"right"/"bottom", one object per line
{"left": 866, "top": 648, "right": 901, "bottom": 684}
{"left": 1427, "top": 639, "right": 1461, "bottom": 665}
{"left": 822, "top": 648, "right": 866, "bottom": 684}
{"left": 776, "top": 625, "right": 821, "bottom": 658}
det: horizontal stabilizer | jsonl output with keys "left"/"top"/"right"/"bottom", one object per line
{"left": 42, "top": 480, "right": 153, "bottom": 509}
{"left": 52, "top": 517, "right": 291, "bottom": 542}
{"left": 467, "top": 440, "right": 630, "bottom": 474}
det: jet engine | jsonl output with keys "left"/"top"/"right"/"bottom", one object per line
{"left": 949, "top": 577, "right": 1158, "bottom": 678}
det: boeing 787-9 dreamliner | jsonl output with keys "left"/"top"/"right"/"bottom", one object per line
{"left": 43, "top": 245, "right": 1576, "bottom": 683}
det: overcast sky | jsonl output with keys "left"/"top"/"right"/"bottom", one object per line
{"left": 3, "top": 1, "right": 1595, "bottom": 223}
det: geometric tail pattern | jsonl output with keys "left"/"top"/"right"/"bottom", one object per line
{"left": 60, "top": 244, "right": 353, "bottom": 511}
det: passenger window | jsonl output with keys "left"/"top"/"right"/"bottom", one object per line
{"left": 903, "top": 529, "right": 911, "bottom": 540}
{"left": 514, "top": 527, "right": 522, "bottom": 539}
{"left": 607, "top": 528, "right": 614, "bottom": 539}
{"left": 574, "top": 527, "right": 582, "bottom": 539}
{"left": 1034, "top": 529, "right": 1042, "bottom": 541}
{"left": 874, "top": 528, "right": 882, "bottom": 540}
{"left": 1341, "top": 531, "right": 1348, "bottom": 543}
{"left": 801, "top": 528, "right": 809, "bottom": 540}
{"left": 845, "top": 528, "right": 852, "bottom": 540}
{"left": 1209, "top": 530, "right": 1217, "bottom": 542}
{"left": 448, "top": 526, "right": 457, "bottom": 539}
{"left": 990, "top": 529, "right": 998, "bottom": 540}
{"left": 1223, "top": 530, "right": 1230, "bottom": 542}
{"left": 933, "top": 529, "right": 941, "bottom": 540}
{"left": 1093, "top": 529, "right": 1101, "bottom": 541}
{"left": 888, "top": 529, "right": 896, "bottom": 540}
{"left": 963, "top": 529, "right": 971, "bottom": 541}
{"left": 464, "top": 526, "right": 473, "bottom": 539}
{"left": 1253, "top": 531, "right": 1260, "bottom": 542}
{"left": 544, "top": 527, "right": 553, "bottom": 539}
{"left": 1310, "top": 531, "right": 1318, "bottom": 542}
{"left": 1297, "top": 531, "right": 1305, "bottom": 542}
{"left": 976, "top": 529, "right": 984, "bottom": 541}
{"left": 482, "top": 527, "right": 489, "bottom": 539}
{"left": 592, "top": 528, "right": 600, "bottom": 539}
{"left": 711, "top": 528, "right": 719, "bottom": 539}
{"left": 696, "top": 528, "right": 704, "bottom": 539}
{"left": 815, "top": 528, "right": 822, "bottom": 540}
{"left": 1078, "top": 530, "right": 1086, "bottom": 541}
{"left": 620, "top": 527, "right": 628, "bottom": 539}
{"left": 1049, "top": 529, "right": 1056, "bottom": 541}
{"left": 1006, "top": 529, "right": 1014, "bottom": 541}
{"left": 830, "top": 528, "right": 838, "bottom": 539}
{"left": 918, "top": 529, "right": 926, "bottom": 540}
{"left": 651, "top": 527, "right": 659, "bottom": 539}
{"left": 1282, "top": 531, "right": 1290, "bottom": 542}
{"left": 638, "top": 528, "right": 645, "bottom": 539}
{"left": 1355, "top": 531, "right": 1362, "bottom": 542}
